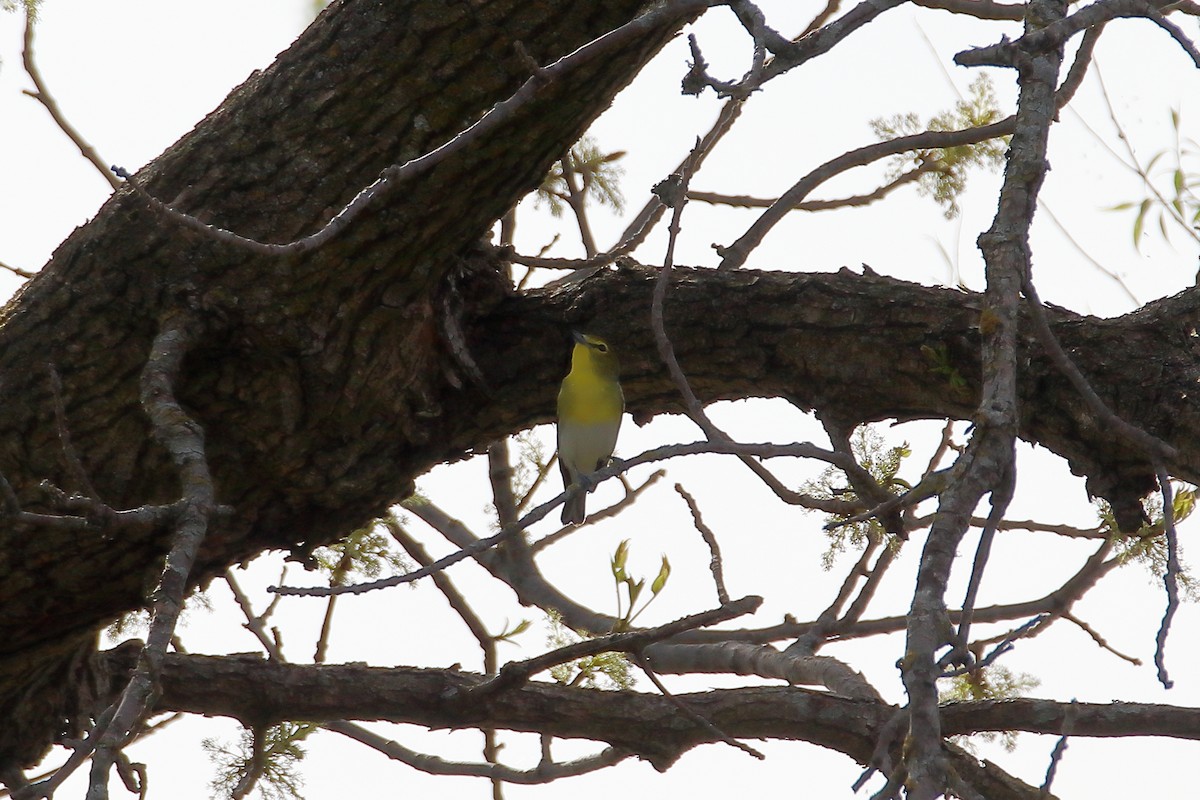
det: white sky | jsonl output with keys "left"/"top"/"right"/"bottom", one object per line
{"left": 3, "top": 1, "right": 1200, "bottom": 798}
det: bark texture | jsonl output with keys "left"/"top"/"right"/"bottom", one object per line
{"left": 0, "top": 0, "right": 697, "bottom": 768}
{"left": 96, "top": 649, "right": 1200, "bottom": 798}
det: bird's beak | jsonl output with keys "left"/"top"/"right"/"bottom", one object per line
{"left": 571, "top": 330, "right": 588, "bottom": 345}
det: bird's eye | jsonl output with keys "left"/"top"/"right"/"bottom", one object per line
{"left": 596, "top": 343, "right": 608, "bottom": 352}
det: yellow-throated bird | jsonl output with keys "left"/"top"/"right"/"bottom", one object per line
{"left": 557, "top": 331, "right": 623, "bottom": 526}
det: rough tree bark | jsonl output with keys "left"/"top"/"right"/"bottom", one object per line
{"left": 2, "top": 0, "right": 1198, "bottom": 781}
{"left": 0, "top": 0, "right": 701, "bottom": 768}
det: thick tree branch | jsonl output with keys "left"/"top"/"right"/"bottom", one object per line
{"left": 93, "top": 651, "right": 1200, "bottom": 773}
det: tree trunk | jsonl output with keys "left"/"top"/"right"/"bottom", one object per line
{"left": 0, "top": 0, "right": 696, "bottom": 768}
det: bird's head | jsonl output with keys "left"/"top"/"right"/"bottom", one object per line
{"left": 571, "top": 330, "right": 620, "bottom": 377}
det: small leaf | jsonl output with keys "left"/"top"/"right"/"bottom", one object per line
{"left": 611, "top": 539, "right": 630, "bottom": 581}
{"left": 651, "top": 556, "right": 671, "bottom": 596}
{"left": 1173, "top": 488, "right": 1195, "bottom": 522}
{"left": 627, "top": 578, "right": 644, "bottom": 607}
{"left": 1133, "top": 198, "right": 1151, "bottom": 249}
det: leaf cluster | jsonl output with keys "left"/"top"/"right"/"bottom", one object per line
{"left": 535, "top": 135, "right": 627, "bottom": 217}
{"left": 1103, "top": 485, "right": 1200, "bottom": 601}
{"left": 802, "top": 426, "right": 911, "bottom": 569}
{"left": 871, "top": 75, "right": 1008, "bottom": 218}
{"left": 203, "top": 722, "right": 318, "bottom": 800}
{"left": 545, "top": 610, "right": 634, "bottom": 690}
{"left": 311, "top": 520, "right": 412, "bottom": 586}
{"left": 1109, "top": 108, "right": 1200, "bottom": 250}
{"left": 610, "top": 538, "right": 671, "bottom": 632}
{"left": 942, "top": 665, "right": 1039, "bottom": 752}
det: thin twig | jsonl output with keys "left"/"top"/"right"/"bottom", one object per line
{"left": 787, "top": 532, "right": 884, "bottom": 656}
{"left": 21, "top": 10, "right": 121, "bottom": 189}
{"left": 1153, "top": 468, "right": 1181, "bottom": 689}
{"left": 0, "top": 259, "right": 35, "bottom": 280}
{"left": 384, "top": 516, "right": 498, "bottom": 673}
{"left": 224, "top": 568, "right": 284, "bottom": 660}
{"left": 631, "top": 653, "right": 765, "bottom": 760}
{"left": 674, "top": 483, "right": 729, "bottom": 604}
{"left": 324, "top": 720, "right": 629, "bottom": 782}
{"left": 1062, "top": 612, "right": 1141, "bottom": 665}
{"left": 1040, "top": 700, "right": 1078, "bottom": 796}
{"left": 531, "top": 470, "right": 665, "bottom": 553}
{"left": 688, "top": 163, "right": 935, "bottom": 211}
{"left": 113, "top": 0, "right": 711, "bottom": 257}
{"left": 466, "top": 596, "right": 761, "bottom": 700}
{"left": 1022, "top": 278, "right": 1178, "bottom": 463}
{"left": 953, "top": 461, "right": 1015, "bottom": 658}
{"left": 273, "top": 438, "right": 857, "bottom": 598}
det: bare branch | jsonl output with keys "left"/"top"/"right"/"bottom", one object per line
{"left": 21, "top": 10, "right": 121, "bottom": 190}
{"left": 466, "top": 596, "right": 761, "bottom": 701}
{"left": 674, "top": 483, "right": 730, "bottom": 604}
{"left": 0, "top": 259, "right": 35, "bottom": 280}
{"left": 688, "top": 162, "right": 935, "bottom": 211}
{"left": 1153, "top": 468, "right": 1182, "bottom": 689}
{"left": 632, "top": 652, "right": 765, "bottom": 759}
{"left": 273, "top": 438, "right": 857, "bottom": 598}
{"left": 1040, "top": 701, "right": 1078, "bottom": 795}
{"left": 324, "top": 720, "right": 630, "bottom": 783}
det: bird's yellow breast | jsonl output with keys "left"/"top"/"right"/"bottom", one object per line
{"left": 557, "top": 365, "right": 624, "bottom": 424}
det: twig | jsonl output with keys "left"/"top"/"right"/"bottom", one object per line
{"left": 324, "top": 720, "right": 629, "bottom": 782}
{"left": 826, "top": 469, "right": 951, "bottom": 532}
{"left": 21, "top": 10, "right": 121, "bottom": 189}
{"left": 910, "top": 0, "right": 1024, "bottom": 19}
{"left": 1022, "top": 278, "right": 1178, "bottom": 464}
{"left": 1153, "top": 468, "right": 1181, "bottom": 689}
{"left": 939, "top": 615, "right": 1047, "bottom": 678}
{"left": 1062, "top": 612, "right": 1141, "bottom": 665}
{"left": 231, "top": 726, "right": 267, "bottom": 800}
{"left": 1040, "top": 700, "right": 1078, "bottom": 796}
{"left": 23, "top": 313, "right": 213, "bottom": 800}
{"left": 717, "top": 119, "right": 1012, "bottom": 269}
{"left": 0, "top": 259, "right": 35, "bottom": 280}
{"left": 953, "top": 461, "right": 1015, "bottom": 658}
{"left": 487, "top": 441, "right": 521, "bottom": 530}
{"left": 466, "top": 596, "right": 761, "bottom": 700}
{"left": 112, "top": 0, "right": 711, "bottom": 257}
{"left": 853, "top": 705, "right": 908, "bottom": 793}
{"left": 612, "top": 96, "right": 745, "bottom": 251}
{"left": 531, "top": 470, "right": 665, "bottom": 553}
{"left": 801, "top": 0, "right": 844, "bottom": 36}
{"left": 224, "top": 568, "right": 284, "bottom": 660}
{"left": 787, "top": 532, "right": 884, "bottom": 656}
{"left": 272, "top": 438, "right": 857, "bottom": 597}
{"left": 674, "top": 484, "right": 729, "bottom": 604}
{"left": 688, "top": 163, "right": 935, "bottom": 211}
{"left": 515, "top": 452, "right": 557, "bottom": 513}
{"left": 384, "top": 516, "right": 497, "bottom": 673}
{"left": 90, "top": 314, "right": 213, "bottom": 798}
{"left": 631, "top": 652, "right": 765, "bottom": 759}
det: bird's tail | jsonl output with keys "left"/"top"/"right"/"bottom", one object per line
{"left": 561, "top": 491, "right": 586, "bottom": 526}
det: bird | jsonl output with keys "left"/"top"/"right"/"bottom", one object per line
{"left": 557, "top": 331, "right": 624, "bottom": 526}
